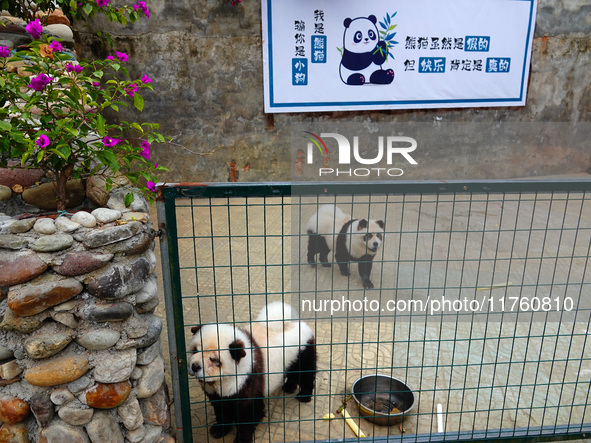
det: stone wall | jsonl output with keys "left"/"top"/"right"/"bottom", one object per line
{"left": 75, "top": 0, "right": 591, "bottom": 183}
{"left": 0, "top": 174, "right": 173, "bottom": 442}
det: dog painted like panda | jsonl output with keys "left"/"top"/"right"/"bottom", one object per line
{"left": 306, "top": 204, "right": 384, "bottom": 289}
{"left": 187, "top": 302, "right": 316, "bottom": 443}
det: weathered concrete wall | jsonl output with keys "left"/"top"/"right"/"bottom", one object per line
{"left": 76, "top": 0, "right": 591, "bottom": 182}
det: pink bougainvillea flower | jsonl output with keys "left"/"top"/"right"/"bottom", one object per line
{"left": 147, "top": 181, "right": 157, "bottom": 192}
{"left": 140, "top": 140, "right": 151, "bottom": 159}
{"left": 27, "top": 73, "right": 52, "bottom": 92}
{"left": 26, "top": 19, "right": 43, "bottom": 39}
{"left": 141, "top": 74, "right": 153, "bottom": 84}
{"left": 125, "top": 82, "right": 139, "bottom": 97}
{"left": 133, "top": 1, "right": 150, "bottom": 17}
{"left": 49, "top": 40, "right": 62, "bottom": 52}
{"left": 231, "top": 0, "right": 242, "bottom": 5}
{"left": 96, "top": 0, "right": 110, "bottom": 7}
{"left": 36, "top": 134, "right": 50, "bottom": 148}
{"left": 102, "top": 136, "right": 120, "bottom": 147}
{"left": 92, "top": 81, "right": 101, "bottom": 87}
{"left": 0, "top": 46, "right": 10, "bottom": 57}
{"left": 116, "top": 51, "right": 128, "bottom": 62}
{"left": 65, "top": 62, "right": 84, "bottom": 73}
{"left": 141, "top": 3, "right": 150, "bottom": 17}
{"left": 107, "top": 55, "right": 115, "bottom": 61}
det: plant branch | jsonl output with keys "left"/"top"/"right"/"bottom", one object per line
{"left": 167, "top": 140, "right": 225, "bottom": 157}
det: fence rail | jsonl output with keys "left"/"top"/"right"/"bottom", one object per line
{"left": 157, "top": 180, "right": 591, "bottom": 443}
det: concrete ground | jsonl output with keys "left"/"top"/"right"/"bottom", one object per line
{"left": 151, "top": 177, "right": 591, "bottom": 442}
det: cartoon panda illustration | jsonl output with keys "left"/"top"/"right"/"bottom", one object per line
{"left": 339, "top": 15, "right": 394, "bottom": 86}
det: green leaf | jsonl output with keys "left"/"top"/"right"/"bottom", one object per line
{"left": 0, "top": 121, "right": 11, "bottom": 131}
{"left": 101, "top": 149, "right": 119, "bottom": 170}
{"left": 65, "top": 127, "right": 79, "bottom": 137}
{"left": 110, "top": 104, "right": 119, "bottom": 112}
{"left": 49, "top": 147, "right": 68, "bottom": 160}
{"left": 131, "top": 122, "right": 144, "bottom": 133}
{"left": 134, "top": 93, "right": 144, "bottom": 112}
{"left": 140, "top": 171, "right": 153, "bottom": 181}
{"left": 124, "top": 192, "right": 135, "bottom": 207}
{"left": 83, "top": 3, "right": 92, "bottom": 15}
{"left": 96, "top": 114, "right": 106, "bottom": 135}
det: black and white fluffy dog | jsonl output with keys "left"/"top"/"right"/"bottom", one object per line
{"left": 188, "top": 302, "right": 316, "bottom": 443}
{"left": 306, "top": 204, "right": 384, "bottom": 289}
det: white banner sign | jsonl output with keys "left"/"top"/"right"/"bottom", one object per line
{"left": 262, "top": 0, "right": 537, "bottom": 113}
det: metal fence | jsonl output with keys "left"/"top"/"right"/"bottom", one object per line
{"left": 157, "top": 180, "right": 591, "bottom": 443}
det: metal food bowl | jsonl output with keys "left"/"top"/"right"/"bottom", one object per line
{"left": 352, "top": 374, "right": 416, "bottom": 426}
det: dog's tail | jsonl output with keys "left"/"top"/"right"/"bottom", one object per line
{"left": 306, "top": 205, "right": 350, "bottom": 235}
{"left": 257, "top": 302, "right": 297, "bottom": 331}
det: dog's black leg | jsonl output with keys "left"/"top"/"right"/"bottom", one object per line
{"left": 335, "top": 232, "right": 351, "bottom": 276}
{"left": 234, "top": 398, "right": 265, "bottom": 443}
{"left": 234, "top": 424, "right": 256, "bottom": 443}
{"left": 338, "top": 262, "right": 351, "bottom": 276}
{"left": 307, "top": 233, "right": 319, "bottom": 265}
{"left": 283, "top": 376, "right": 298, "bottom": 395}
{"left": 209, "top": 397, "right": 234, "bottom": 438}
{"left": 309, "top": 233, "right": 331, "bottom": 267}
{"left": 336, "top": 250, "right": 351, "bottom": 276}
{"left": 358, "top": 255, "right": 375, "bottom": 289}
{"left": 317, "top": 235, "right": 331, "bottom": 267}
{"left": 283, "top": 337, "right": 317, "bottom": 401}
{"left": 335, "top": 246, "right": 351, "bottom": 275}
{"left": 210, "top": 423, "right": 233, "bottom": 439}
{"left": 296, "top": 339, "right": 317, "bottom": 402}
{"left": 284, "top": 352, "right": 301, "bottom": 395}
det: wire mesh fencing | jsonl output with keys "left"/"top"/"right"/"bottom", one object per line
{"left": 157, "top": 181, "right": 591, "bottom": 443}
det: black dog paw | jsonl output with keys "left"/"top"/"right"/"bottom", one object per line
{"left": 283, "top": 380, "right": 298, "bottom": 394}
{"left": 363, "top": 280, "right": 375, "bottom": 289}
{"left": 210, "top": 423, "right": 233, "bottom": 439}
{"left": 296, "top": 392, "right": 312, "bottom": 403}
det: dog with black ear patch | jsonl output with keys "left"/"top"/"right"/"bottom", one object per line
{"left": 187, "top": 302, "right": 316, "bottom": 443}
{"left": 306, "top": 204, "right": 384, "bottom": 289}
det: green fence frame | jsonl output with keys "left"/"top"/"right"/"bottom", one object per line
{"left": 157, "top": 180, "right": 591, "bottom": 443}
